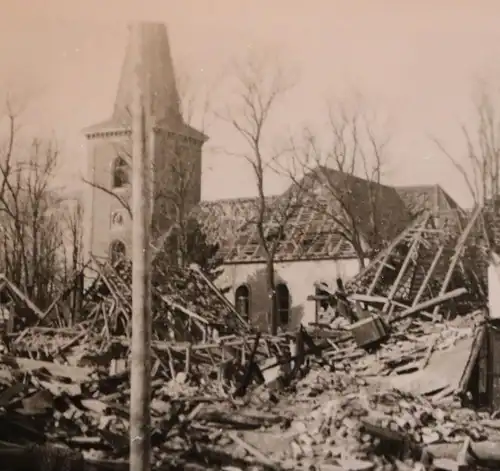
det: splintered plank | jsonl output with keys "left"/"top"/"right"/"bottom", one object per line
{"left": 412, "top": 246, "right": 444, "bottom": 307}
{"left": 366, "top": 214, "right": 430, "bottom": 295}
{"left": 432, "top": 205, "right": 483, "bottom": 317}
{"left": 0, "top": 355, "right": 93, "bottom": 382}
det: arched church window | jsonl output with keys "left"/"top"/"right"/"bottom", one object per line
{"left": 235, "top": 284, "right": 250, "bottom": 319}
{"left": 276, "top": 283, "right": 290, "bottom": 325}
{"left": 111, "top": 210, "right": 125, "bottom": 228}
{"left": 109, "top": 239, "right": 126, "bottom": 264}
{"left": 112, "top": 157, "right": 129, "bottom": 189}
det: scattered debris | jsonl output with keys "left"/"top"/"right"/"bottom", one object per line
{"left": 0, "top": 208, "right": 498, "bottom": 470}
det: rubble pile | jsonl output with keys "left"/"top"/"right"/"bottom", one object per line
{"left": 0, "top": 309, "right": 492, "bottom": 470}
{"left": 0, "top": 332, "right": 495, "bottom": 471}
{"left": 0, "top": 345, "right": 298, "bottom": 470}
{"left": 342, "top": 208, "right": 488, "bottom": 319}
{"left": 327, "top": 311, "right": 479, "bottom": 378}
{"left": 272, "top": 370, "right": 500, "bottom": 469}
{"left": 85, "top": 259, "right": 249, "bottom": 341}
{"left": 0, "top": 208, "right": 498, "bottom": 470}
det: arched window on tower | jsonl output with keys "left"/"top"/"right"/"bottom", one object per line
{"left": 109, "top": 240, "right": 126, "bottom": 264}
{"left": 235, "top": 284, "right": 250, "bottom": 319}
{"left": 276, "top": 283, "right": 290, "bottom": 326}
{"left": 112, "top": 157, "right": 129, "bottom": 189}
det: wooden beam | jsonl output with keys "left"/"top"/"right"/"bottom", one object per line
{"left": 382, "top": 233, "right": 421, "bottom": 313}
{"left": 129, "top": 23, "right": 152, "bottom": 471}
{"left": 394, "top": 287, "right": 467, "bottom": 322}
{"left": 366, "top": 213, "right": 429, "bottom": 295}
{"left": 432, "top": 205, "right": 482, "bottom": 317}
{"left": 412, "top": 246, "right": 444, "bottom": 307}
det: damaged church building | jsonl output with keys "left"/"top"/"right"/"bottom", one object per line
{"left": 78, "top": 18, "right": 471, "bottom": 333}
{"left": 75, "top": 21, "right": 500, "bottom": 414}
{"left": 196, "top": 180, "right": 464, "bottom": 330}
{"left": 5, "top": 20, "right": 500, "bottom": 469}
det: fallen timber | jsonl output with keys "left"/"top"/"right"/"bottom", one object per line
{"left": 0, "top": 308, "right": 494, "bottom": 470}
{"left": 0, "top": 208, "right": 498, "bottom": 470}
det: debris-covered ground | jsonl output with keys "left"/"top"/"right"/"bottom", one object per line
{"left": 0, "top": 312, "right": 498, "bottom": 471}
{"left": 0, "top": 208, "right": 498, "bottom": 470}
{"left": 0, "top": 313, "right": 494, "bottom": 470}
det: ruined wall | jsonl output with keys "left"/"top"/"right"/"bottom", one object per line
{"left": 217, "top": 258, "right": 361, "bottom": 329}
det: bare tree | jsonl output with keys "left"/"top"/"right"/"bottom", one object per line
{"left": 0, "top": 100, "right": 70, "bottom": 309}
{"left": 287, "top": 101, "right": 393, "bottom": 269}
{"left": 431, "top": 85, "right": 500, "bottom": 207}
{"left": 217, "top": 52, "right": 303, "bottom": 334}
{"left": 60, "top": 198, "right": 84, "bottom": 278}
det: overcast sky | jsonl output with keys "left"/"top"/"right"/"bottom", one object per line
{"left": 2, "top": 0, "right": 500, "bottom": 207}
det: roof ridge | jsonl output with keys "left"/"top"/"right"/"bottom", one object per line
{"left": 392, "top": 183, "right": 440, "bottom": 190}
{"left": 200, "top": 194, "right": 280, "bottom": 205}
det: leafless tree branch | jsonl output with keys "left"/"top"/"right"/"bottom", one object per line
{"left": 216, "top": 52, "right": 302, "bottom": 334}
{"left": 0, "top": 99, "right": 80, "bottom": 311}
{"left": 281, "top": 101, "right": 392, "bottom": 269}
{"left": 431, "top": 85, "right": 500, "bottom": 207}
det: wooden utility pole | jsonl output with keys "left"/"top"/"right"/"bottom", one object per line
{"left": 129, "top": 22, "right": 153, "bottom": 471}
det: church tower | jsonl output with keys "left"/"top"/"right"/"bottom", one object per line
{"left": 83, "top": 22, "right": 207, "bottom": 262}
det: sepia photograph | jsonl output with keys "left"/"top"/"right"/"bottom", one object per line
{"left": 0, "top": 1, "right": 500, "bottom": 470}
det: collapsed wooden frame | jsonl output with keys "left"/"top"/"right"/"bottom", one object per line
{"left": 345, "top": 206, "right": 490, "bottom": 320}
{"left": 0, "top": 206, "right": 493, "bottom": 351}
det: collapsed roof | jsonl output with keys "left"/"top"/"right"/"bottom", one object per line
{"left": 195, "top": 168, "right": 462, "bottom": 264}
{"left": 343, "top": 206, "right": 488, "bottom": 317}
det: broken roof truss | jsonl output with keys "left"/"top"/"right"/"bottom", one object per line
{"left": 345, "top": 206, "right": 490, "bottom": 320}
{"left": 197, "top": 198, "right": 359, "bottom": 263}
{"left": 82, "top": 257, "right": 251, "bottom": 343}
